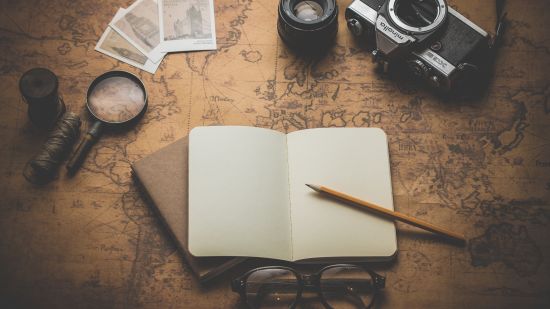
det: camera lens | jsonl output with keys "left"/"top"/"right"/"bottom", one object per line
{"left": 278, "top": 0, "right": 338, "bottom": 53}
{"left": 294, "top": 1, "right": 324, "bottom": 21}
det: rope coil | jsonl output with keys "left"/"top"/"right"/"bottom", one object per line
{"left": 23, "top": 112, "right": 81, "bottom": 184}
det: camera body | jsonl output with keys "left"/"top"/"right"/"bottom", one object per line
{"left": 345, "top": 0, "right": 491, "bottom": 93}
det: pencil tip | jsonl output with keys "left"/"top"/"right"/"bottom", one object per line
{"left": 306, "top": 184, "right": 320, "bottom": 192}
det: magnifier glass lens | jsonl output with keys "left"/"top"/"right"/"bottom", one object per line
{"left": 88, "top": 76, "right": 146, "bottom": 123}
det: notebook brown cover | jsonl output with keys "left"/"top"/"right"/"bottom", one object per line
{"left": 131, "top": 137, "right": 246, "bottom": 283}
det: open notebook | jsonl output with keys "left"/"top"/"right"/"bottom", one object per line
{"left": 188, "top": 126, "right": 397, "bottom": 262}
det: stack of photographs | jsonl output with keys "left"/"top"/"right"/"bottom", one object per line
{"left": 95, "top": 0, "right": 216, "bottom": 74}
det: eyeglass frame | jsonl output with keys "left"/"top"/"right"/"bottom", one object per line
{"left": 231, "top": 264, "right": 386, "bottom": 309}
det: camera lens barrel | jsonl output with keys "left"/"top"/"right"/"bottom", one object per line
{"left": 277, "top": 0, "right": 338, "bottom": 52}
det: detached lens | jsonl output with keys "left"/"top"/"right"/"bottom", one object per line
{"left": 277, "top": 0, "right": 338, "bottom": 53}
{"left": 294, "top": 1, "right": 324, "bottom": 21}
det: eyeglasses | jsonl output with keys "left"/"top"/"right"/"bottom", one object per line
{"left": 231, "top": 264, "right": 385, "bottom": 309}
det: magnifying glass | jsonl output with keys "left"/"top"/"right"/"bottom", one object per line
{"left": 66, "top": 71, "right": 147, "bottom": 174}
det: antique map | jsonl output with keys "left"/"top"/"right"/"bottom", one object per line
{"left": 0, "top": 0, "right": 549, "bottom": 308}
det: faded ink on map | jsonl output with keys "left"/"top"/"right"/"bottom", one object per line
{"left": 0, "top": 0, "right": 548, "bottom": 308}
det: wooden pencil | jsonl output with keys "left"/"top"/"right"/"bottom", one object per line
{"left": 306, "top": 184, "right": 466, "bottom": 243}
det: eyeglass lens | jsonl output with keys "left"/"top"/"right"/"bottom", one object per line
{"left": 245, "top": 268, "right": 300, "bottom": 308}
{"left": 320, "top": 265, "right": 375, "bottom": 309}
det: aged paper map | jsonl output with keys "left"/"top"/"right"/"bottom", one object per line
{"left": 0, "top": 0, "right": 549, "bottom": 308}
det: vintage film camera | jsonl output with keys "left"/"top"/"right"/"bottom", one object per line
{"left": 345, "top": 0, "right": 494, "bottom": 94}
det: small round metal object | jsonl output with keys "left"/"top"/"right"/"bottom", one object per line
{"left": 66, "top": 71, "right": 147, "bottom": 174}
{"left": 431, "top": 41, "right": 442, "bottom": 51}
{"left": 347, "top": 18, "right": 364, "bottom": 36}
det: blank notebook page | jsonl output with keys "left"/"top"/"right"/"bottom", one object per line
{"left": 188, "top": 126, "right": 292, "bottom": 260}
{"left": 286, "top": 128, "right": 397, "bottom": 261}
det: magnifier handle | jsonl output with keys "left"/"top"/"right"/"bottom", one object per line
{"left": 66, "top": 121, "right": 103, "bottom": 174}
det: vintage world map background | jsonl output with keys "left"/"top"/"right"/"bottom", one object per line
{"left": 0, "top": 0, "right": 549, "bottom": 308}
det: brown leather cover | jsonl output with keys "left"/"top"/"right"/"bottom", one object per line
{"left": 131, "top": 137, "right": 246, "bottom": 283}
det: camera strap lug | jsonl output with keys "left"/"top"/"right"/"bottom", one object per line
{"left": 372, "top": 50, "right": 390, "bottom": 73}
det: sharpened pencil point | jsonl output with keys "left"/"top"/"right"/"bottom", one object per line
{"left": 306, "top": 184, "right": 321, "bottom": 192}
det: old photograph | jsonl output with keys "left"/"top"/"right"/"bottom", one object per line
{"left": 96, "top": 10, "right": 161, "bottom": 74}
{"left": 159, "top": 0, "right": 216, "bottom": 52}
{"left": 111, "top": 0, "right": 166, "bottom": 63}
